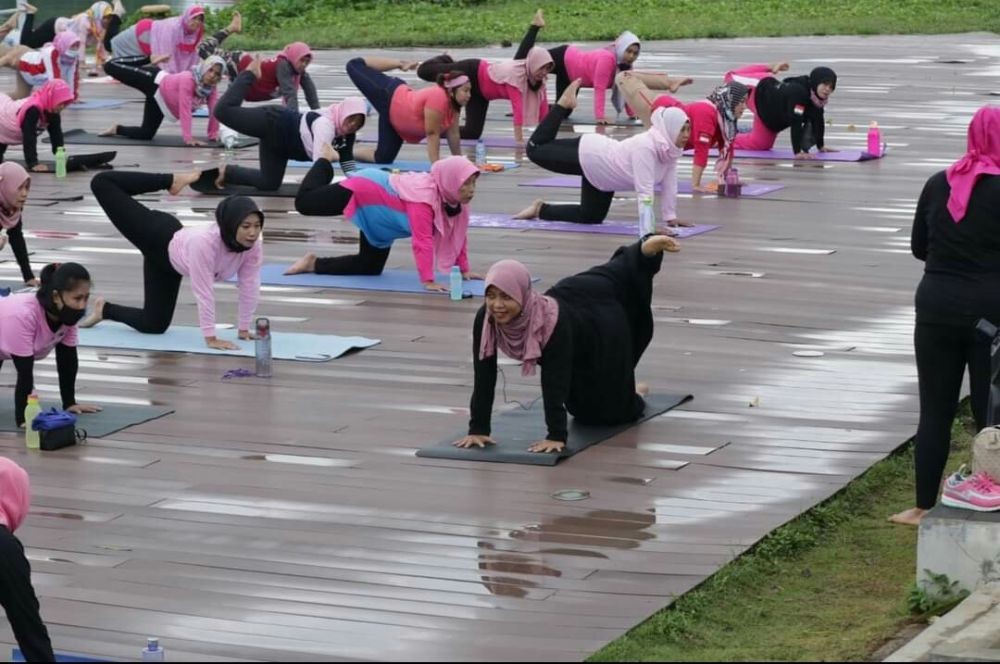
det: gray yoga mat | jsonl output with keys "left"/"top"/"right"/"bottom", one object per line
{"left": 11, "top": 152, "right": 117, "bottom": 173}
{"left": 519, "top": 175, "right": 785, "bottom": 197}
{"left": 469, "top": 213, "right": 720, "bottom": 238}
{"left": 0, "top": 401, "right": 174, "bottom": 438}
{"left": 417, "top": 392, "right": 692, "bottom": 466}
{"left": 190, "top": 169, "right": 300, "bottom": 197}
{"left": 48, "top": 129, "right": 258, "bottom": 149}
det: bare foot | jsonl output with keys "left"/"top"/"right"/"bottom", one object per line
{"left": 284, "top": 253, "right": 317, "bottom": 275}
{"left": 214, "top": 165, "right": 226, "bottom": 189}
{"left": 770, "top": 61, "right": 790, "bottom": 74}
{"left": 513, "top": 198, "right": 544, "bottom": 220}
{"left": 531, "top": 8, "right": 544, "bottom": 27}
{"left": 668, "top": 76, "right": 694, "bottom": 93}
{"left": 557, "top": 79, "right": 582, "bottom": 110}
{"left": 1, "top": 12, "right": 18, "bottom": 31}
{"left": 112, "top": 0, "right": 125, "bottom": 16}
{"left": 78, "top": 297, "right": 104, "bottom": 328}
{"left": 23, "top": 3, "right": 38, "bottom": 14}
{"left": 246, "top": 54, "right": 262, "bottom": 79}
{"left": 668, "top": 219, "right": 696, "bottom": 228}
{"left": 169, "top": 170, "right": 200, "bottom": 195}
{"left": 636, "top": 382, "right": 650, "bottom": 397}
{"left": 98, "top": 124, "right": 118, "bottom": 137}
{"left": 888, "top": 507, "right": 927, "bottom": 526}
{"left": 150, "top": 53, "right": 171, "bottom": 67}
{"left": 226, "top": 10, "right": 242, "bottom": 34}
{"left": 641, "top": 234, "right": 680, "bottom": 255}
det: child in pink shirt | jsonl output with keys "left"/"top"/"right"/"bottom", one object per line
{"left": 99, "top": 55, "right": 223, "bottom": 145}
{"left": 0, "top": 262, "right": 101, "bottom": 427}
{"left": 82, "top": 171, "right": 264, "bottom": 351}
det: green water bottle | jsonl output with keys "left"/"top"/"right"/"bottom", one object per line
{"left": 24, "top": 393, "right": 41, "bottom": 450}
{"left": 55, "top": 147, "right": 67, "bottom": 178}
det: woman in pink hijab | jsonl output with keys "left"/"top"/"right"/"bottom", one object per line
{"left": 288, "top": 155, "right": 484, "bottom": 292}
{"left": 891, "top": 106, "right": 1000, "bottom": 526}
{"left": 224, "top": 41, "right": 321, "bottom": 113}
{"left": 0, "top": 162, "right": 39, "bottom": 286}
{"left": 455, "top": 233, "right": 680, "bottom": 454}
{"left": 0, "top": 457, "right": 55, "bottom": 662}
{"left": 416, "top": 9, "right": 552, "bottom": 144}
{"left": 0, "top": 79, "right": 73, "bottom": 172}
{"left": 106, "top": 4, "right": 205, "bottom": 74}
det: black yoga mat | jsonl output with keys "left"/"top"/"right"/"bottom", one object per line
{"left": 190, "top": 168, "right": 300, "bottom": 197}
{"left": 47, "top": 129, "right": 258, "bottom": 149}
{"left": 0, "top": 401, "right": 175, "bottom": 438}
{"left": 12, "top": 152, "right": 117, "bottom": 172}
{"left": 417, "top": 392, "right": 692, "bottom": 466}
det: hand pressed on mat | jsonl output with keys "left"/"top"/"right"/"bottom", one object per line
{"left": 453, "top": 434, "right": 495, "bottom": 449}
{"left": 528, "top": 439, "right": 565, "bottom": 454}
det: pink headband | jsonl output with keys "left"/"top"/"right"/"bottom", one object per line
{"left": 443, "top": 75, "right": 470, "bottom": 90}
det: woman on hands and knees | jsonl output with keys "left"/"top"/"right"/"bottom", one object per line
{"left": 82, "top": 170, "right": 264, "bottom": 351}
{"left": 0, "top": 162, "right": 40, "bottom": 287}
{"left": 0, "top": 79, "right": 73, "bottom": 173}
{"left": 0, "top": 262, "right": 102, "bottom": 429}
{"left": 455, "top": 234, "right": 679, "bottom": 454}
{"left": 289, "top": 154, "right": 483, "bottom": 292}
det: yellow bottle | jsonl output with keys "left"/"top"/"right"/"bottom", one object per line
{"left": 24, "top": 393, "right": 41, "bottom": 449}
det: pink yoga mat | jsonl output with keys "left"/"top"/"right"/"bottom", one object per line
{"left": 470, "top": 213, "right": 719, "bottom": 238}
{"left": 518, "top": 176, "right": 784, "bottom": 197}
{"left": 685, "top": 147, "right": 884, "bottom": 162}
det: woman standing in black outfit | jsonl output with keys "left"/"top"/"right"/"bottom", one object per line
{"left": 455, "top": 234, "right": 679, "bottom": 454}
{"left": 891, "top": 106, "right": 1000, "bottom": 525}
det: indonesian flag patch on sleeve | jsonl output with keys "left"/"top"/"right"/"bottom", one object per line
{"left": 698, "top": 132, "right": 712, "bottom": 144}
{"left": 793, "top": 104, "right": 806, "bottom": 115}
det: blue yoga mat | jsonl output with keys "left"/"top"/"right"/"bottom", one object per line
{"left": 78, "top": 322, "right": 379, "bottom": 360}
{"left": 245, "top": 264, "right": 495, "bottom": 296}
{"left": 287, "top": 159, "right": 519, "bottom": 173}
{"left": 13, "top": 649, "right": 109, "bottom": 663}
{"left": 69, "top": 98, "right": 130, "bottom": 111}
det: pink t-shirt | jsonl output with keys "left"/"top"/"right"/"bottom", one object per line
{"left": 652, "top": 96, "right": 723, "bottom": 168}
{"left": 388, "top": 85, "right": 454, "bottom": 144}
{"left": 563, "top": 46, "right": 617, "bottom": 121}
{"left": 476, "top": 60, "right": 526, "bottom": 126}
{"left": 0, "top": 293, "right": 78, "bottom": 360}
{"left": 153, "top": 70, "right": 219, "bottom": 143}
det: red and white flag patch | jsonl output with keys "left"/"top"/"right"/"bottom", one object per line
{"left": 793, "top": 104, "right": 805, "bottom": 115}
{"left": 698, "top": 132, "right": 712, "bottom": 144}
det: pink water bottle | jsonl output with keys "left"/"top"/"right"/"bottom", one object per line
{"left": 867, "top": 121, "right": 882, "bottom": 157}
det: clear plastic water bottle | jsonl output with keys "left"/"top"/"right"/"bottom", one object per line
{"left": 55, "top": 147, "right": 67, "bottom": 178}
{"left": 255, "top": 317, "right": 272, "bottom": 378}
{"left": 24, "top": 393, "right": 41, "bottom": 450}
{"left": 141, "top": 637, "right": 165, "bottom": 662}
{"left": 220, "top": 124, "right": 238, "bottom": 164}
{"left": 475, "top": 139, "right": 487, "bottom": 167}
{"left": 724, "top": 167, "right": 740, "bottom": 198}
{"left": 638, "top": 195, "right": 656, "bottom": 238}
{"left": 867, "top": 121, "right": 882, "bottom": 157}
{"left": 449, "top": 266, "right": 463, "bottom": 301}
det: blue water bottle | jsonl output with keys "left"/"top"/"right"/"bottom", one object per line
{"left": 141, "top": 637, "right": 165, "bottom": 662}
{"left": 475, "top": 139, "right": 487, "bottom": 167}
{"left": 449, "top": 266, "right": 463, "bottom": 301}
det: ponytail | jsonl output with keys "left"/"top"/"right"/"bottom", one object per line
{"left": 36, "top": 262, "right": 91, "bottom": 306}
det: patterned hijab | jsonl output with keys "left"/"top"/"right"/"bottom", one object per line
{"left": 707, "top": 81, "right": 748, "bottom": 144}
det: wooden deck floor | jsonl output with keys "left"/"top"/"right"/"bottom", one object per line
{"left": 0, "top": 32, "right": 994, "bottom": 661}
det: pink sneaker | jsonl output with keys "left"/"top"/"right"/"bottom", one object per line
{"left": 942, "top": 467, "right": 1000, "bottom": 511}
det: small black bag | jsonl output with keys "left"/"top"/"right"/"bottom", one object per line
{"left": 32, "top": 408, "right": 87, "bottom": 451}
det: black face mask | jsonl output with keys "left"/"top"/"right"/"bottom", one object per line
{"left": 58, "top": 305, "right": 86, "bottom": 326}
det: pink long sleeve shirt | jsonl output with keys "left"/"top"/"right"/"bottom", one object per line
{"left": 578, "top": 131, "right": 680, "bottom": 223}
{"left": 563, "top": 46, "right": 617, "bottom": 121}
{"left": 0, "top": 293, "right": 77, "bottom": 361}
{"left": 167, "top": 225, "right": 262, "bottom": 336}
{"left": 153, "top": 70, "right": 219, "bottom": 143}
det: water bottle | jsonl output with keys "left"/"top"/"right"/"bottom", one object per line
{"left": 638, "top": 195, "right": 656, "bottom": 238}
{"left": 24, "top": 393, "right": 41, "bottom": 450}
{"left": 220, "top": 124, "right": 238, "bottom": 164}
{"left": 449, "top": 266, "right": 463, "bottom": 301}
{"left": 867, "top": 121, "right": 882, "bottom": 157}
{"left": 475, "top": 139, "right": 487, "bottom": 167}
{"left": 55, "top": 147, "right": 67, "bottom": 178}
{"left": 141, "top": 637, "right": 165, "bottom": 662}
{"left": 254, "top": 317, "right": 272, "bottom": 378}
{"left": 724, "top": 167, "right": 740, "bottom": 198}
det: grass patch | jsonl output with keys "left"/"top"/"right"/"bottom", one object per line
{"left": 201, "top": 0, "right": 1000, "bottom": 50}
{"left": 589, "top": 401, "right": 978, "bottom": 662}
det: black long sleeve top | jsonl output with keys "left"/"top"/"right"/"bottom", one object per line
{"left": 0, "top": 526, "right": 54, "bottom": 663}
{"left": 19, "top": 107, "right": 63, "bottom": 169}
{"left": 753, "top": 77, "right": 825, "bottom": 154}
{"left": 5, "top": 221, "right": 35, "bottom": 282}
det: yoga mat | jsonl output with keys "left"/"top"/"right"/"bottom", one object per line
{"left": 288, "top": 159, "right": 519, "bottom": 173}
{"left": 68, "top": 98, "right": 130, "bottom": 111}
{"left": 417, "top": 392, "right": 692, "bottom": 466}
{"left": 469, "top": 213, "right": 720, "bottom": 238}
{"left": 49, "top": 129, "right": 259, "bottom": 149}
{"left": 519, "top": 175, "right": 784, "bottom": 197}
{"left": 78, "top": 322, "right": 379, "bottom": 361}
{"left": 357, "top": 135, "right": 522, "bottom": 149}
{"left": 12, "top": 151, "right": 117, "bottom": 173}
{"left": 0, "top": 401, "right": 174, "bottom": 438}
{"left": 245, "top": 265, "right": 503, "bottom": 297}
{"left": 684, "top": 147, "right": 884, "bottom": 162}
{"left": 13, "top": 649, "right": 110, "bottom": 663}
{"left": 190, "top": 169, "right": 300, "bottom": 197}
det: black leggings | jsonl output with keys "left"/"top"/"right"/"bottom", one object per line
{"left": 91, "top": 171, "right": 183, "bottom": 334}
{"left": 214, "top": 71, "right": 294, "bottom": 190}
{"left": 548, "top": 45, "right": 572, "bottom": 102}
{"left": 102, "top": 13, "right": 122, "bottom": 54}
{"left": 295, "top": 160, "right": 392, "bottom": 275}
{"left": 417, "top": 56, "right": 487, "bottom": 140}
{"left": 104, "top": 56, "right": 164, "bottom": 140}
{"left": 526, "top": 105, "right": 613, "bottom": 224}
{"left": 913, "top": 319, "right": 991, "bottom": 509}
{"left": 18, "top": 14, "right": 56, "bottom": 49}
{"left": 346, "top": 57, "right": 405, "bottom": 164}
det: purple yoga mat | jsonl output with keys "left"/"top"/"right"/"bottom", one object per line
{"left": 518, "top": 176, "right": 784, "bottom": 197}
{"left": 685, "top": 147, "right": 883, "bottom": 162}
{"left": 469, "top": 213, "right": 719, "bottom": 238}
{"left": 357, "top": 134, "right": 522, "bottom": 149}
